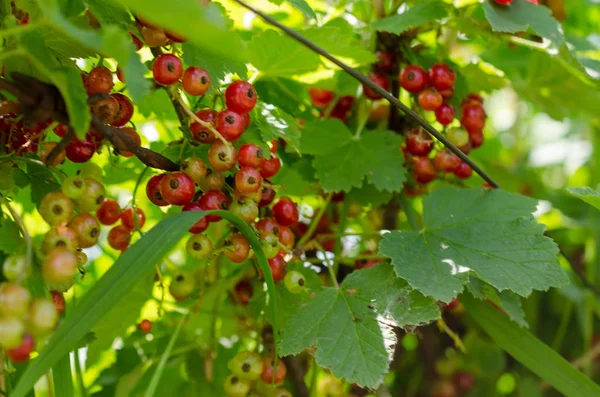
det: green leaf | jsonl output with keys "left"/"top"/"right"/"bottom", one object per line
{"left": 137, "top": 89, "right": 178, "bottom": 120}
{"left": 10, "top": 210, "right": 278, "bottom": 397}
{"left": 270, "top": 155, "right": 317, "bottom": 196}
{"left": 301, "top": 120, "right": 406, "bottom": 192}
{"left": 0, "top": 216, "right": 24, "bottom": 255}
{"left": 248, "top": 29, "right": 320, "bottom": 77}
{"left": 462, "top": 294, "right": 600, "bottom": 397}
{"left": 347, "top": 183, "right": 393, "bottom": 208}
{"left": 286, "top": 0, "right": 316, "bottom": 19}
{"left": 250, "top": 102, "right": 302, "bottom": 153}
{"left": 86, "top": 275, "right": 154, "bottom": 367}
{"left": 342, "top": 263, "right": 441, "bottom": 328}
{"left": 467, "top": 277, "right": 528, "bottom": 328}
{"left": 460, "top": 63, "right": 508, "bottom": 94}
{"left": 371, "top": 1, "right": 450, "bottom": 35}
{"left": 111, "top": 0, "right": 247, "bottom": 63}
{"left": 482, "top": 0, "right": 563, "bottom": 45}
{"left": 568, "top": 186, "right": 600, "bottom": 211}
{"left": 379, "top": 187, "right": 567, "bottom": 302}
{"left": 304, "top": 19, "right": 377, "bottom": 66}
{"left": 182, "top": 42, "right": 247, "bottom": 86}
{"left": 52, "top": 354, "right": 74, "bottom": 397}
{"left": 87, "top": 0, "right": 134, "bottom": 31}
{"left": 18, "top": 31, "right": 90, "bottom": 137}
{"left": 279, "top": 286, "right": 394, "bottom": 389}
{"left": 26, "top": 162, "right": 61, "bottom": 207}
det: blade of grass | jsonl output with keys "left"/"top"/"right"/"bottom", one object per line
{"left": 51, "top": 354, "right": 73, "bottom": 397}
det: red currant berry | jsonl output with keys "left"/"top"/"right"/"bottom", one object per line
{"left": 278, "top": 225, "right": 295, "bottom": 249}
{"left": 130, "top": 32, "right": 144, "bottom": 50}
{"left": 460, "top": 104, "right": 486, "bottom": 134}
{"left": 429, "top": 63, "right": 456, "bottom": 91}
{"left": 140, "top": 26, "right": 168, "bottom": 47}
{"left": 447, "top": 127, "right": 470, "bottom": 147}
{"left": 92, "top": 95, "right": 119, "bottom": 124}
{"left": 261, "top": 358, "right": 287, "bottom": 384}
{"left": 259, "top": 185, "right": 276, "bottom": 207}
{"left": 224, "top": 233, "right": 251, "bottom": 263}
{"left": 73, "top": 178, "right": 105, "bottom": 213}
{"left": 182, "top": 66, "right": 210, "bottom": 96}
{"left": 51, "top": 291, "right": 66, "bottom": 316}
{"left": 68, "top": 213, "right": 100, "bottom": 248}
{"left": 309, "top": 87, "right": 335, "bottom": 107}
{"left": 199, "top": 190, "right": 229, "bottom": 222}
{"left": 230, "top": 196, "right": 259, "bottom": 224}
{"left": 208, "top": 141, "right": 237, "bottom": 171}
{"left": 470, "top": 129, "right": 484, "bottom": 149}
{"left": 363, "top": 72, "right": 390, "bottom": 100}
{"left": 256, "top": 217, "right": 280, "bottom": 239}
{"left": 66, "top": 138, "right": 95, "bottom": 163}
{"left": 182, "top": 202, "right": 210, "bottom": 234}
{"left": 272, "top": 197, "right": 299, "bottom": 226}
{"left": 28, "top": 298, "right": 59, "bottom": 336}
{"left": 454, "top": 162, "right": 473, "bottom": 179}
{"left": 0, "top": 318, "right": 23, "bottom": 349}
{"left": 454, "top": 371, "right": 475, "bottom": 392}
{"left": 462, "top": 93, "right": 484, "bottom": 106}
{"left": 40, "top": 142, "right": 66, "bottom": 166}
{"left": 160, "top": 172, "right": 195, "bottom": 206}
{"left": 225, "top": 81, "right": 258, "bottom": 113}
{"left": 53, "top": 124, "right": 68, "bottom": 138}
{"left": 417, "top": 88, "right": 443, "bottom": 111}
{"left": 406, "top": 129, "right": 434, "bottom": 156}
{"left": 260, "top": 155, "right": 281, "bottom": 178}
{"left": 42, "top": 248, "right": 78, "bottom": 292}
{"left": 96, "top": 198, "right": 121, "bottom": 226}
{"left": 146, "top": 174, "right": 169, "bottom": 206}
{"left": 0, "top": 283, "right": 31, "bottom": 317}
{"left": 198, "top": 169, "right": 225, "bottom": 193}
{"left": 152, "top": 54, "right": 183, "bottom": 85}
{"left": 375, "top": 51, "right": 395, "bottom": 72}
{"left": 190, "top": 109, "right": 217, "bottom": 144}
{"left": 121, "top": 207, "right": 146, "bottom": 231}
{"left": 435, "top": 103, "right": 455, "bottom": 125}
{"left": 85, "top": 66, "right": 114, "bottom": 95}
{"left": 439, "top": 88, "right": 454, "bottom": 100}
{"left": 267, "top": 255, "right": 287, "bottom": 283}
{"left": 186, "top": 234, "right": 213, "bottom": 259}
{"left": 181, "top": 157, "right": 209, "bottom": 183}
{"left": 413, "top": 157, "right": 437, "bottom": 184}
{"left": 238, "top": 143, "right": 264, "bottom": 168}
{"left": 433, "top": 149, "right": 461, "bottom": 172}
{"left": 139, "top": 319, "right": 152, "bottom": 333}
{"left": 234, "top": 280, "right": 253, "bottom": 305}
{"left": 328, "top": 96, "right": 354, "bottom": 121}
{"left": 216, "top": 110, "right": 245, "bottom": 141}
{"left": 494, "top": 0, "right": 513, "bottom": 4}
{"left": 165, "top": 30, "right": 186, "bottom": 43}
{"left": 169, "top": 271, "right": 195, "bottom": 301}
{"left": 41, "top": 226, "right": 79, "bottom": 253}
{"left": 241, "top": 112, "right": 251, "bottom": 130}
{"left": 111, "top": 93, "right": 134, "bottom": 127}
{"left": 235, "top": 167, "right": 262, "bottom": 194}
{"left": 399, "top": 65, "right": 428, "bottom": 93}
{"left": 39, "top": 192, "right": 74, "bottom": 227}
{"left": 7, "top": 333, "right": 35, "bottom": 363}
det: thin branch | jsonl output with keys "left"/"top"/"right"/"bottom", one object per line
{"left": 90, "top": 114, "right": 179, "bottom": 171}
{"left": 232, "top": 0, "right": 500, "bottom": 189}
{"left": 297, "top": 193, "right": 332, "bottom": 247}
{"left": 174, "top": 95, "right": 229, "bottom": 145}
{"left": 44, "top": 126, "right": 75, "bottom": 165}
{"left": 282, "top": 356, "right": 309, "bottom": 397}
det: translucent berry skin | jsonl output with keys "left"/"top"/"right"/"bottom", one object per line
{"left": 267, "top": 255, "right": 287, "bottom": 283}
{"left": 284, "top": 270, "right": 306, "bottom": 294}
{"left": 181, "top": 157, "right": 209, "bottom": 183}
{"left": 182, "top": 66, "right": 210, "bottom": 96}
{"left": 447, "top": 127, "right": 470, "bottom": 147}
{"left": 433, "top": 149, "right": 461, "bottom": 173}
{"left": 121, "top": 207, "right": 146, "bottom": 230}
{"left": 146, "top": 174, "right": 169, "bottom": 206}
{"left": 41, "top": 226, "right": 79, "bottom": 253}
{"left": 259, "top": 185, "right": 276, "bottom": 207}
{"left": 181, "top": 203, "right": 210, "bottom": 234}
{"left": 235, "top": 167, "right": 262, "bottom": 194}
{"left": 0, "top": 283, "right": 31, "bottom": 317}
{"left": 225, "top": 81, "right": 258, "bottom": 113}
{"left": 152, "top": 54, "right": 183, "bottom": 85}
{"left": 68, "top": 213, "right": 100, "bottom": 248}
{"left": 159, "top": 172, "right": 195, "bottom": 206}
{"left": 216, "top": 110, "right": 245, "bottom": 141}
{"left": 85, "top": 66, "right": 114, "bottom": 95}
{"left": 66, "top": 138, "right": 95, "bottom": 163}
{"left": 198, "top": 190, "right": 229, "bottom": 222}
{"left": 74, "top": 178, "right": 105, "bottom": 213}
{"left": 237, "top": 143, "right": 264, "bottom": 168}
{"left": 308, "top": 88, "right": 335, "bottom": 107}
{"left": 256, "top": 217, "right": 281, "bottom": 239}
{"left": 454, "top": 162, "right": 473, "bottom": 179}
{"left": 111, "top": 93, "right": 134, "bottom": 127}
{"left": 406, "top": 129, "right": 434, "bottom": 157}
{"left": 208, "top": 141, "right": 237, "bottom": 171}
{"left": 190, "top": 109, "right": 218, "bottom": 144}
{"left": 7, "top": 333, "right": 35, "bottom": 363}
{"left": 27, "top": 298, "right": 59, "bottom": 336}
{"left": 97, "top": 198, "right": 121, "bottom": 226}
{"left": 42, "top": 248, "right": 78, "bottom": 292}
{"left": 0, "top": 316, "right": 25, "bottom": 349}
{"left": 470, "top": 129, "right": 484, "bottom": 149}
{"left": 417, "top": 88, "right": 443, "bottom": 111}
{"left": 39, "top": 192, "right": 74, "bottom": 226}
{"left": 413, "top": 157, "right": 437, "bottom": 184}
{"left": 460, "top": 104, "right": 486, "bottom": 134}
{"left": 106, "top": 225, "right": 131, "bottom": 251}
{"left": 51, "top": 290, "right": 66, "bottom": 316}
{"left": 363, "top": 72, "right": 390, "bottom": 100}
{"left": 169, "top": 271, "right": 195, "bottom": 301}
{"left": 429, "top": 63, "right": 456, "bottom": 91}
{"left": 328, "top": 96, "right": 354, "bottom": 121}
{"left": 92, "top": 95, "right": 119, "bottom": 124}
{"left": 229, "top": 197, "right": 259, "bottom": 224}
{"left": 234, "top": 280, "right": 253, "bottom": 305}
{"left": 260, "top": 155, "right": 281, "bottom": 178}
{"left": 61, "top": 176, "right": 86, "bottom": 200}
{"left": 435, "top": 103, "right": 455, "bottom": 125}
{"left": 260, "top": 358, "right": 287, "bottom": 384}
{"left": 375, "top": 51, "right": 395, "bottom": 72}
{"left": 139, "top": 319, "right": 152, "bottom": 333}
{"left": 278, "top": 225, "right": 295, "bottom": 249}
{"left": 272, "top": 198, "right": 299, "bottom": 226}
{"left": 399, "top": 65, "right": 428, "bottom": 93}
{"left": 224, "top": 233, "right": 251, "bottom": 263}
{"left": 198, "top": 170, "right": 225, "bottom": 192}
{"left": 186, "top": 234, "right": 213, "bottom": 259}
{"left": 166, "top": 30, "right": 187, "bottom": 43}
{"left": 494, "top": 0, "right": 513, "bottom": 4}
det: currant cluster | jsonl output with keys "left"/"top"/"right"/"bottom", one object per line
{"left": 224, "top": 350, "right": 290, "bottom": 397}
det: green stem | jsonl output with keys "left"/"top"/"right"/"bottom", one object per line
{"left": 314, "top": 241, "right": 339, "bottom": 288}
{"left": 551, "top": 301, "right": 573, "bottom": 352}
{"left": 297, "top": 193, "right": 333, "bottom": 247}
{"left": 131, "top": 166, "right": 150, "bottom": 235}
{"left": 399, "top": 193, "right": 419, "bottom": 230}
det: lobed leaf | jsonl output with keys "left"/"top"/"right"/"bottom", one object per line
{"left": 371, "top": 0, "right": 449, "bottom": 35}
